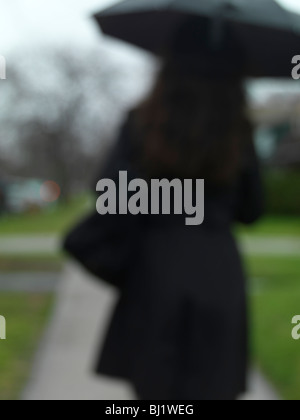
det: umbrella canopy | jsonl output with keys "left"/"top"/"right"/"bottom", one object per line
{"left": 94, "top": 0, "right": 300, "bottom": 78}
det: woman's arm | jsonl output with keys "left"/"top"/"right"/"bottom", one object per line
{"left": 234, "top": 141, "right": 265, "bottom": 225}
{"left": 63, "top": 112, "right": 141, "bottom": 288}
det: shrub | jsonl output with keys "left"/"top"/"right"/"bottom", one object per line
{"left": 264, "top": 170, "right": 300, "bottom": 216}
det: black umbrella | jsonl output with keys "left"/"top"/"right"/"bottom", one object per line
{"left": 94, "top": 0, "right": 300, "bottom": 78}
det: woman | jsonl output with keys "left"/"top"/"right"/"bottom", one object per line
{"left": 65, "top": 18, "right": 264, "bottom": 400}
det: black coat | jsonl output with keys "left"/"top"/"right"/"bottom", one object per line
{"left": 64, "top": 112, "right": 264, "bottom": 400}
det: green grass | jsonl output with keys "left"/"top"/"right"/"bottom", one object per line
{"left": 0, "top": 192, "right": 299, "bottom": 399}
{"left": 0, "top": 293, "right": 53, "bottom": 400}
{"left": 236, "top": 216, "right": 300, "bottom": 238}
{"left": 0, "top": 194, "right": 94, "bottom": 236}
{"left": 0, "top": 191, "right": 298, "bottom": 238}
{"left": 246, "top": 255, "right": 300, "bottom": 400}
{"left": 0, "top": 197, "right": 92, "bottom": 399}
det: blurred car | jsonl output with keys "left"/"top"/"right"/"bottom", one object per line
{"left": 0, "top": 177, "right": 50, "bottom": 214}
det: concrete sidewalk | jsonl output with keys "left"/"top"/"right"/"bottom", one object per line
{"left": 1, "top": 235, "right": 299, "bottom": 256}
{"left": 0, "top": 235, "right": 59, "bottom": 255}
{"left": 0, "top": 272, "right": 59, "bottom": 293}
{"left": 22, "top": 263, "right": 279, "bottom": 401}
{"left": 241, "top": 236, "right": 300, "bottom": 257}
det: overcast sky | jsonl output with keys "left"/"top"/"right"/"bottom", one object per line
{"left": 0, "top": 0, "right": 115, "bottom": 53}
{"left": 1, "top": 0, "right": 300, "bottom": 53}
{"left": 1, "top": 0, "right": 300, "bottom": 100}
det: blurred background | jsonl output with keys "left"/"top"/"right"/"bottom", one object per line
{"left": 0, "top": 0, "right": 299, "bottom": 400}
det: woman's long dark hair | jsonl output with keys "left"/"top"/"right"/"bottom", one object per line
{"left": 132, "top": 18, "right": 253, "bottom": 185}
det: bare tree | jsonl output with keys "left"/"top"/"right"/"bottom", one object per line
{"left": 0, "top": 45, "right": 152, "bottom": 198}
